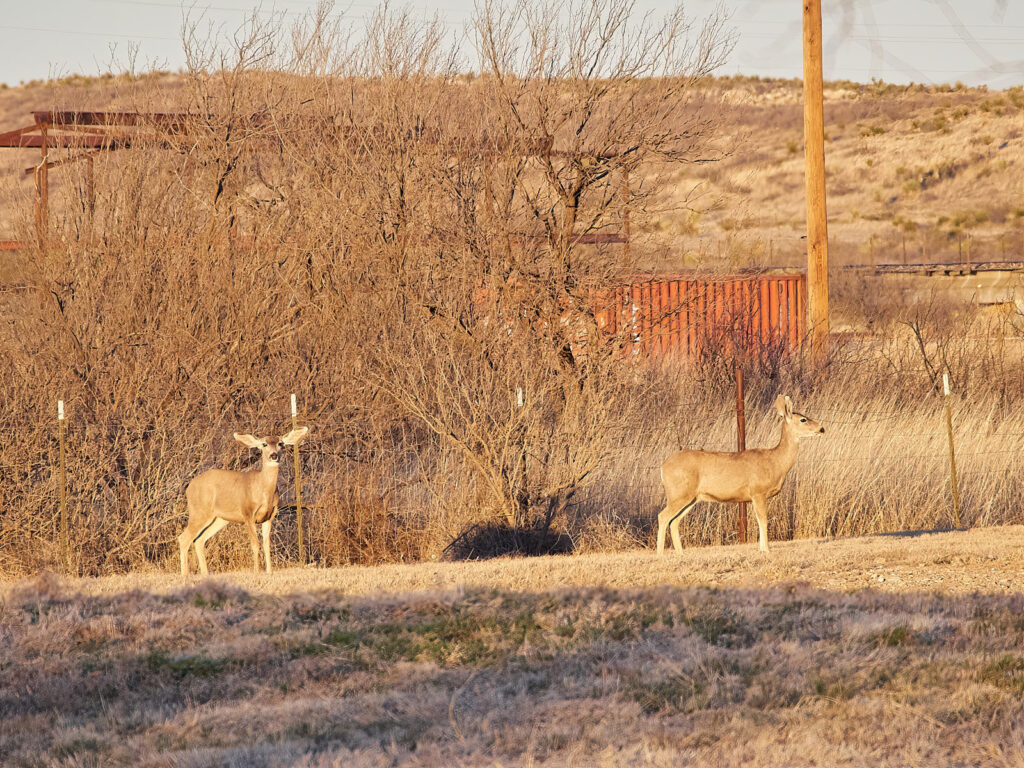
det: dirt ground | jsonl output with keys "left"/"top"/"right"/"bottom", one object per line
{"left": 12, "top": 523, "right": 1019, "bottom": 601}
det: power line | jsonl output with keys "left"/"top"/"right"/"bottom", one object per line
{"left": 0, "top": 24, "right": 175, "bottom": 41}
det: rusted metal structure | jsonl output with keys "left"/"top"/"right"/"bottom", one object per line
{"left": 0, "top": 110, "right": 631, "bottom": 251}
{"left": 597, "top": 273, "right": 807, "bottom": 358}
{"left": 0, "top": 111, "right": 200, "bottom": 247}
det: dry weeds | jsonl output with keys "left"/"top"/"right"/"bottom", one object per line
{"left": 3, "top": 526, "right": 1024, "bottom": 767}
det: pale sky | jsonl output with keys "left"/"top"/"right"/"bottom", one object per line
{"left": 1, "top": 0, "right": 1023, "bottom": 88}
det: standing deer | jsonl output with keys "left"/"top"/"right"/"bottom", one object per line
{"left": 178, "top": 427, "right": 309, "bottom": 575}
{"left": 656, "top": 395, "right": 823, "bottom": 555}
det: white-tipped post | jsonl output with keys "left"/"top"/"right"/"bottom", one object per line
{"left": 57, "top": 399, "right": 68, "bottom": 572}
{"left": 942, "top": 372, "right": 961, "bottom": 528}
{"left": 290, "top": 394, "right": 305, "bottom": 564}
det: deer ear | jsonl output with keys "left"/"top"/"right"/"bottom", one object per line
{"left": 234, "top": 433, "right": 260, "bottom": 448}
{"left": 784, "top": 396, "right": 793, "bottom": 418}
{"left": 774, "top": 395, "right": 788, "bottom": 418}
{"left": 281, "top": 426, "right": 309, "bottom": 446}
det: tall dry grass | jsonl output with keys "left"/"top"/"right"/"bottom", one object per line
{"left": 1, "top": 1, "right": 1022, "bottom": 578}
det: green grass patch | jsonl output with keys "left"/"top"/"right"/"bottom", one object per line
{"left": 872, "top": 625, "right": 912, "bottom": 647}
{"left": 145, "top": 650, "right": 227, "bottom": 678}
{"left": 980, "top": 655, "right": 1024, "bottom": 692}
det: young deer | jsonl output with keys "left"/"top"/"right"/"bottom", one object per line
{"left": 656, "top": 395, "right": 823, "bottom": 555}
{"left": 178, "top": 427, "right": 309, "bottom": 575}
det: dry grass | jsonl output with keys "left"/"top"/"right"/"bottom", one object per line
{"left": 3, "top": 526, "right": 1024, "bottom": 767}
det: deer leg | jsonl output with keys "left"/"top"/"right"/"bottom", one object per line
{"left": 657, "top": 498, "right": 695, "bottom": 555}
{"left": 261, "top": 520, "right": 272, "bottom": 574}
{"left": 751, "top": 495, "right": 771, "bottom": 553}
{"left": 194, "top": 518, "right": 229, "bottom": 576}
{"left": 245, "top": 521, "right": 261, "bottom": 572}
{"left": 669, "top": 500, "right": 697, "bottom": 553}
{"left": 178, "top": 526, "right": 195, "bottom": 576}
{"left": 178, "top": 501, "right": 204, "bottom": 576}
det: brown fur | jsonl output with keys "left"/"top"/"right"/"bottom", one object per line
{"left": 178, "top": 427, "right": 309, "bottom": 575}
{"left": 657, "top": 395, "right": 824, "bottom": 554}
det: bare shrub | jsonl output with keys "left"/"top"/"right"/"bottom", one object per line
{"left": 0, "top": 0, "right": 735, "bottom": 574}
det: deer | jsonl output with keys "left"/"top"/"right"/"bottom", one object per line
{"left": 656, "top": 395, "right": 824, "bottom": 556}
{"left": 178, "top": 427, "right": 309, "bottom": 576}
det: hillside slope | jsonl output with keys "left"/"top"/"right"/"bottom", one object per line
{"left": 654, "top": 78, "right": 1024, "bottom": 270}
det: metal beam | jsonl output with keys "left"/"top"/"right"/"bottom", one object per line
{"left": 0, "top": 124, "right": 40, "bottom": 147}
{"left": 23, "top": 151, "right": 100, "bottom": 175}
{"left": 32, "top": 110, "right": 190, "bottom": 129}
{"left": 0, "top": 133, "right": 129, "bottom": 149}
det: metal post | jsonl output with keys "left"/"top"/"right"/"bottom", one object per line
{"left": 942, "top": 373, "right": 962, "bottom": 529}
{"left": 514, "top": 386, "right": 529, "bottom": 530}
{"left": 58, "top": 399, "right": 68, "bottom": 572}
{"left": 803, "top": 0, "right": 829, "bottom": 361}
{"left": 621, "top": 167, "right": 631, "bottom": 262}
{"left": 966, "top": 235, "right": 972, "bottom": 272}
{"left": 290, "top": 393, "right": 305, "bottom": 564}
{"left": 735, "top": 364, "right": 747, "bottom": 544}
{"left": 85, "top": 155, "right": 95, "bottom": 216}
{"left": 37, "top": 122, "right": 48, "bottom": 248}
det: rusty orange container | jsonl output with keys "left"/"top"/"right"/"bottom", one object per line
{"left": 597, "top": 272, "right": 807, "bottom": 359}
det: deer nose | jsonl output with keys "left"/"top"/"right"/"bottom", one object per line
{"left": 818, "top": 427, "right": 825, "bottom": 434}
{"left": 270, "top": 452, "right": 279, "bottom": 461}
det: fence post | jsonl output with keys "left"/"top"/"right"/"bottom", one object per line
{"left": 735, "top": 364, "right": 747, "bottom": 544}
{"left": 57, "top": 399, "right": 69, "bottom": 573}
{"left": 516, "top": 386, "right": 528, "bottom": 527}
{"left": 942, "top": 373, "right": 962, "bottom": 529}
{"left": 291, "top": 393, "right": 306, "bottom": 565}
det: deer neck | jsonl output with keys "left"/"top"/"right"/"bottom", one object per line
{"left": 255, "top": 461, "right": 280, "bottom": 496}
{"left": 770, "top": 420, "right": 800, "bottom": 474}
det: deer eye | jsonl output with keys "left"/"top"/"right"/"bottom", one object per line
{"left": 800, "top": 418, "right": 807, "bottom": 423}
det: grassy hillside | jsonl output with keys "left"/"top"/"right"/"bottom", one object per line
{"left": 3, "top": 526, "right": 1023, "bottom": 767}
{"left": 648, "top": 77, "right": 1024, "bottom": 271}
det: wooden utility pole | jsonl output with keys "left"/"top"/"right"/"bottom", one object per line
{"left": 803, "top": 0, "right": 829, "bottom": 359}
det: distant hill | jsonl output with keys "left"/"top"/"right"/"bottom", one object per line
{"left": 0, "top": 73, "right": 1021, "bottom": 271}
{"left": 658, "top": 76, "right": 1024, "bottom": 271}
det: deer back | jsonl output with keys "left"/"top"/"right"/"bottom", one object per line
{"left": 186, "top": 467, "right": 279, "bottom": 523}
